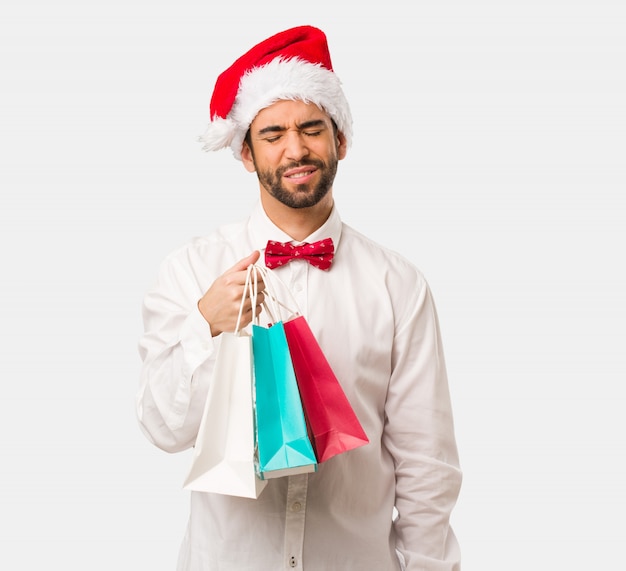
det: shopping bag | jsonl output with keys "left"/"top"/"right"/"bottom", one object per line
{"left": 183, "top": 266, "right": 268, "bottom": 498}
{"left": 255, "top": 264, "right": 369, "bottom": 463}
{"left": 283, "top": 316, "right": 369, "bottom": 462}
{"left": 251, "top": 267, "right": 317, "bottom": 479}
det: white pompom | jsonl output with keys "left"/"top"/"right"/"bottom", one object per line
{"left": 198, "top": 117, "right": 237, "bottom": 152}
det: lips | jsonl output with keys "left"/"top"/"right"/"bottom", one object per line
{"left": 284, "top": 166, "right": 317, "bottom": 181}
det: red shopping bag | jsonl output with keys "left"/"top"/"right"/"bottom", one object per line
{"left": 283, "top": 315, "right": 369, "bottom": 462}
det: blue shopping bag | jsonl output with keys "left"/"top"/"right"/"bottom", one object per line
{"left": 252, "top": 318, "right": 317, "bottom": 480}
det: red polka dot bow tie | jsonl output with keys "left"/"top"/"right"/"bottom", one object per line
{"left": 264, "top": 238, "right": 335, "bottom": 271}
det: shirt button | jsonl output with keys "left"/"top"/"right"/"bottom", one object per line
{"left": 293, "top": 283, "right": 303, "bottom": 293}
{"left": 289, "top": 556, "right": 297, "bottom": 567}
{"left": 291, "top": 501, "right": 302, "bottom": 512}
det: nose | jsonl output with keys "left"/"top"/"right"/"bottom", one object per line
{"left": 284, "top": 131, "right": 310, "bottom": 161}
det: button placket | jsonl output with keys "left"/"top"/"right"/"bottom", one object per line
{"left": 288, "top": 263, "right": 308, "bottom": 317}
{"left": 283, "top": 474, "right": 308, "bottom": 570}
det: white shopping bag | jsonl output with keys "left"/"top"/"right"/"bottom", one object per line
{"left": 183, "top": 267, "right": 268, "bottom": 498}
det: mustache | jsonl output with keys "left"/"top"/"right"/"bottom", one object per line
{"left": 278, "top": 158, "right": 325, "bottom": 173}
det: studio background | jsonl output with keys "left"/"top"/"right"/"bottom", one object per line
{"left": 1, "top": 1, "right": 624, "bottom": 569}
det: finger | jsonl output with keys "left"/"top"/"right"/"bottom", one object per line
{"left": 224, "top": 250, "right": 260, "bottom": 274}
{"left": 243, "top": 291, "right": 265, "bottom": 311}
{"left": 243, "top": 293, "right": 265, "bottom": 313}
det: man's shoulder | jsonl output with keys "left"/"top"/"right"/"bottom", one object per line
{"left": 194, "top": 219, "right": 248, "bottom": 247}
{"left": 162, "top": 218, "right": 249, "bottom": 264}
{"left": 340, "top": 223, "right": 426, "bottom": 281}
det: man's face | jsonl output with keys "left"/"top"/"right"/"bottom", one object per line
{"left": 241, "top": 100, "right": 347, "bottom": 209}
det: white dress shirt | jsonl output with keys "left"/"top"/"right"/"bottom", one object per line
{"left": 137, "top": 201, "right": 462, "bottom": 570}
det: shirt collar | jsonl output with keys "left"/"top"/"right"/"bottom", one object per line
{"left": 248, "top": 200, "right": 343, "bottom": 252}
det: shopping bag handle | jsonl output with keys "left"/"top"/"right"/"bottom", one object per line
{"left": 248, "top": 264, "right": 282, "bottom": 326}
{"left": 251, "top": 264, "right": 302, "bottom": 324}
{"left": 239, "top": 263, "right": 303, "bottom": 328}
{"left": 234, "top": 264, "right": 259, "bottom": 335}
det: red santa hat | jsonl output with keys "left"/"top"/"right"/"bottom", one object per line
{"left": 199, "top": 25, "right": 353, "bottom": 160}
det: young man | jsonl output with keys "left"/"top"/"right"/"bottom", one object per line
{"left": 137, "top": 25, "right": 462, "bottom": 570}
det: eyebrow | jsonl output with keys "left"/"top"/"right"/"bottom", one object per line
{"left": 257, "top": 119, "right": 326, "bottom": 136}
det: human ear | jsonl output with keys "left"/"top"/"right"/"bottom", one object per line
{"left": 336, "top": 131, "right": 348, "bottom": 161}
{"left": 241, "top": 141, "right": 257, "bottom": 173}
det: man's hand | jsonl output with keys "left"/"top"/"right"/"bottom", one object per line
{"left": 198, "top": 251, "right": 266, "bottom": 337}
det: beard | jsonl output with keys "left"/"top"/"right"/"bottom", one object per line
{"left": 255, "top": 157, "right": 338, "bottom": 209}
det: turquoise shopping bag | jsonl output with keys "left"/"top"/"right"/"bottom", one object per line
{"left": 252, "top": 319, "right": 317, "bottom": 479}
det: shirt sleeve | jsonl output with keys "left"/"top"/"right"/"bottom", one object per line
{"left": 383, "top": 275, "right": 462, "bottom": 570}
{"left": 136, "top": 249, "right": 218, "bottom": 453}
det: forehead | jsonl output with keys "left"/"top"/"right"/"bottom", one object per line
{"left": 250, "top": 99, "right": 331, "bottom": 130}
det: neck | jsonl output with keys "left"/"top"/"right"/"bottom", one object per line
{"left": 260, "top": 191, "right": 334, "bottom": 242}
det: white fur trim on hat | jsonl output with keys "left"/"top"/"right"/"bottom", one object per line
{"left": 199, "top": 57, "right": 353, "bottom": 160}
